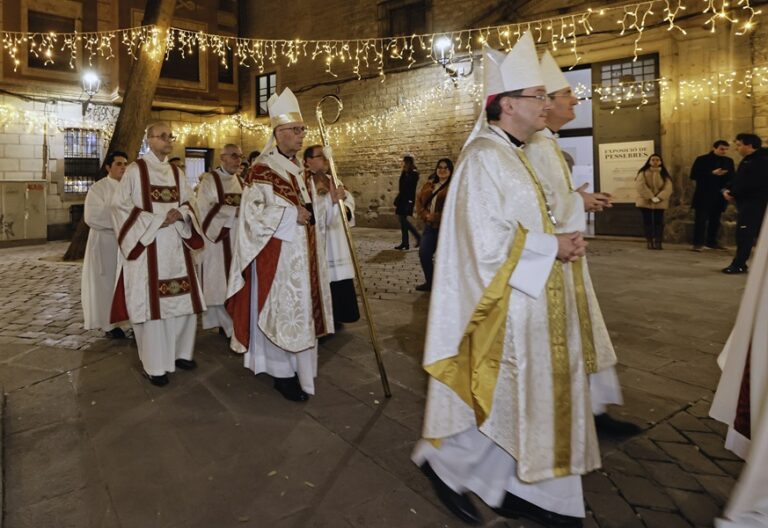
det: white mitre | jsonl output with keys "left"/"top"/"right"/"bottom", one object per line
{"left": 540, "top": 50, "right": 570, "bottom": 93}
{"left": 485, "top": 31, "right": 545, "bottom": 99}
{"left": 465, "top": 32, "right": 544, "bottom": 147}
{"left": 268, "top": 88, "right": 303, "bottom": 128}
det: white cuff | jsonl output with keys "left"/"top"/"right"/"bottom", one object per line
{"left": 223, "top": 206, "right": 237, "bottom": 228}
{"left": 274, "top": 207, "right": 298, "bottom": 242}
{"left": 508, "top": 232, "right": 558, "bottom": 299}
{"left": 139, "top": 214, "right": 166, "bottom": 246}
{"left": 562, "top": 194, "right": 587, "bottom": 233}
{"left": 174, "top": 217, "right": 192, "bottom": 239}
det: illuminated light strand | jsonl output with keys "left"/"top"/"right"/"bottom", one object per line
{"left": 0, "top": 0, "right": 759, "bottom": 76}
{"left": 2, "top": 65, "right": 768, "bottom": 153}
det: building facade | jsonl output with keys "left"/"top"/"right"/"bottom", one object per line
{"left": 0, "top": 0, "right": 764, "bottom": 244}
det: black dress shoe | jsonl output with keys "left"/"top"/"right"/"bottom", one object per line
{"left": 174, "top": 358, "right": 198, "bottom": 370}
{"left": 273, "top": 375, "right": 309, "bottom": 402}
{"left": 493, "top": 492, "right": 582, "bottom": 527}
{"left": 105, "top": 328, "right": 126, "bottom": 339}
{"left": 415, "top": 283, "right": 431, "bottom": 292}
{"left": 143, "top": 371, "right": 169, "bottom": 387}
{"left": 420, "top": 463, "right": 482, "bottom": 525}
{"left": 722, "top": 265, "right": 748, "bottom": 274}
{"left": 594, "top": 413, "right": 643, "bottom": 435}
{"left": 394, "top": 244, "right": 409, "bottom": 250}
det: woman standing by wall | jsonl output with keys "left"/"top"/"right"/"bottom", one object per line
{"left": 394, "top": 154, "right": 421, "bottom": 250}
{"left": 635, "top": 153, "right": 674, "bottom": 249}
{"left": 414, "top": 158, "right": 453, "bottom": 291}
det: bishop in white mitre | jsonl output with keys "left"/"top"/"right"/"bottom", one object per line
{"left": 525, "top": 51, "right": 637, "bottom": 434}
{"left": 711, "top": 211, "right": 768, "bottom": 527}
{"left": 81, "top": 151, "right": 130, "bottom": 338}
{"left": 411, "top": 35, "right": 615, "bottom": 528}
{"left": 226, "top": 88, "right": 337, "bottom": 402}
{"left": 111, "top": 122, "right": 206, "bottom": 387}
{"left": 196, "top": 143, "right": 244, "bottom": 338}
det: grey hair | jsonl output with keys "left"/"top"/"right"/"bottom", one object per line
{"left": 144, "top": 121, "right": 171, "bottom": 140}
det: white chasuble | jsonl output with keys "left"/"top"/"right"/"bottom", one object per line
{"left": 110, "top": 151, "right": 206, "bottom": 325}
{"left": 420, "top": 125, "right": 609, "bottom": 484}
{"left": 226, "top": 147, "right": 333, "bottom": 356}
{"left": 526, "top": 129, "right": 621, "bottom": 412}
{"left": 711, "top": 213, "right": 768, "bottom": 526}
{"left": 197, "top": 167, "right": 243, "bottom": 332}
{"left": 82, "top": 176, "right": 122, "bottom": 331}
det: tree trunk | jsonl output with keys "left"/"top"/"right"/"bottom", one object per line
{"left": 63, "top": 0, "right": 176, "bottom": 261}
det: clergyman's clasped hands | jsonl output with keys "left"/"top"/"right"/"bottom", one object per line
{"left": 556, "top": 231, "right": 588, "bottom": 263}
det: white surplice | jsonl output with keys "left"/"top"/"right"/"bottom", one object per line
{"left": 526, "top": 128, "right": 622, "bottom": 414}
{"left": 82, "top": 176, "right": 123, "bottom": 331}
{"left": 111, "top": 151, "right": 206, "bottom": 376}
{"left": 196, "top": 166, "right": 243, "bottom": 336}
{"left": 227, "top": 147, "right": 333, "bottom": 394}
{"left": 711, "top": 212, "right": 768, "bottom": 526}
{"left": 415, "top": 124, "right": 616, "bottom": 516}
{"left": 313, "top": 183, "right": 356, "bottom": 282}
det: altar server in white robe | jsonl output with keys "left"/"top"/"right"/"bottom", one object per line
{"left": 197, "top": 143, "right": 244, "bottom": 338}
{"left": 303, "top": 144, "right": 360, "bottom": 327}
{"left": 711, "top": 211, "right": 768, "bottom": 527}
{"left": 111, "top": 122, "right": 206, "bottom": 387}
{"left": 411, "top": 36, "right": 616, "bottom": 528}
{"left": 226, "top": 89, "right": 337, "bottom": 402}
{"left": 526, "top": 52, "right": 639, "bottom": 435}
{"left": 82, "top": 151, "right": 130, "bottom": 338}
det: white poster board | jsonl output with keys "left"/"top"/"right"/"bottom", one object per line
{"left": 598, "top": 140, "right": 655, "bottom": 203}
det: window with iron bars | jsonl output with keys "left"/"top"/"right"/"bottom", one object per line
{"left": 598, "top": 54, "right": 659, "bottom": 107}
{"left": 64, "top": 128, "right": 101, "bottom": 194}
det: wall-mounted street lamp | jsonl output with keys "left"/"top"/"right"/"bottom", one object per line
{"left": 81, "top": 70, "right": 101, "bottom": 116}
{"left": 433, "top": 35, "right": 473, "bottom": 83}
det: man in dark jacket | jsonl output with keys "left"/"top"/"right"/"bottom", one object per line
{"left": 722, "top": 133, "right": 768, "bottom": 274}
{"left": 690, "top": 140, "right": 735, "bottom": 250}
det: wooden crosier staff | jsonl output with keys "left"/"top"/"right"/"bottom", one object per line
{"left": 315, "top": 94, "right": 391, "bottom": 398}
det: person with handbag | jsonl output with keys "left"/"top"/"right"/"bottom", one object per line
{"left": 414, "top": 158, "right": 453, "bottom": 291}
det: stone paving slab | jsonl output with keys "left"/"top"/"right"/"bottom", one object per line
{"left": 0, "top": 229, "right": 752, "bottom": 527}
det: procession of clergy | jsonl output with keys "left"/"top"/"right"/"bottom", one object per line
{"left": 79, "top": 32, "right": 767, "bottom": 528}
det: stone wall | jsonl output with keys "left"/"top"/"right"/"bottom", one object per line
{"left": 241, "top": 2, "right": 758, "bottom": 240}
{"left": 0, "top": 96, "right": 248, "bottom": 243}
{"left": 0, "top": 0, "right": 763, "bottom": 243}
{"left": 752, "top": 19, "right": 768, "bottom": 139}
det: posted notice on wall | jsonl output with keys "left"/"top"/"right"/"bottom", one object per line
{"left": 598, "top": 140, "right": 655, "bottom": 203}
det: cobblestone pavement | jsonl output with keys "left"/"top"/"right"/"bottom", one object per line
{"left": 0, "top": 242, "right": 103, "bottom": 350}
{"left": 0, "top": 229, "right": 750, "bottom": 527}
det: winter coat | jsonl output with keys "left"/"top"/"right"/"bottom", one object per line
{"left": 394, "top": 170, "right": 419, "bottom": 216}
{"left": 635, "top": 169, "right": 673, "bottom": 209}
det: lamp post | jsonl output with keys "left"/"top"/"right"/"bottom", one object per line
{"left": 81, "top": 70, "right": 101, "bottom": 116}
{"left": 432, "top": 35, "right": 473, "bottom": 83}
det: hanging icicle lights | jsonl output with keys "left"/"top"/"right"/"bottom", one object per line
{"left": 0, "top": 0, "right": 760, "bottom": 76}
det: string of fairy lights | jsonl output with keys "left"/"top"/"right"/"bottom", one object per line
{"left": 3, "top": 61, "right": 764, "bottom": 150}
{"left": 0, "top": 0, "right": 763, "bottom": 144}
{"left": 0, "top": 0, "right": 761, "bottom": 77}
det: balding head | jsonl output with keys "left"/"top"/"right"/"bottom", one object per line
{"left": 220, "top": 143, "right": 243, "bottom": 174}
{"left": 145, "top": 122, "right": 175, "bottom": 159}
